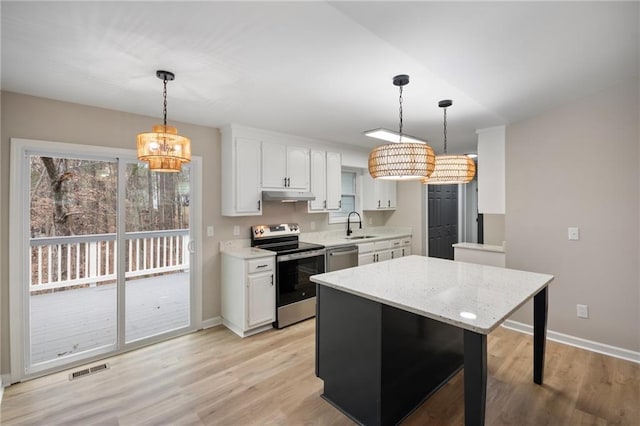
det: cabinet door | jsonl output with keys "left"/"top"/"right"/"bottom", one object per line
{"left": 377, "top": 250, "right": 393, "bottom": 263}
{"left": 261, "top": 141, "right": 287, "bottom": 189}
{"left": 391, "top": 248, "right": 403, "bottom": 260}
{"left": 247, "top": 271, "right": 275, "bottom": 327}
{"left": 309, "top": 150, "right": 326, "bottom": 211}
{"left": 402, "top": 246, "right": 412, "bottom": 256}
{"left": 386, "top": 180, "right": 397, "bottom": 209}
{"left": 358, "top": 253, "right": 376, "bottom": 266}
{"left": 286, "top": 145, "right": 309, "bottom": 190}
{"left": 235, "top": 138, "right": 262, "bottom": 214}
{"left": 325, "top": 151, "right": 342, "bottom": 210}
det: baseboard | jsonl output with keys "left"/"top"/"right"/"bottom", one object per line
{"left": 502, "top": 320, "right": 640, "bottom": 364}
{"left": 201, "top": 316, "right": 222, "bottom": 329}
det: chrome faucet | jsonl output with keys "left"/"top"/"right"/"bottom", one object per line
{"left": 346, "top": 211, "right": 362, "bottom": 236}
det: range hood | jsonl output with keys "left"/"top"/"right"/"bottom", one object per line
{"left": 262, "top": 191, "right": 316, "bottom": 202}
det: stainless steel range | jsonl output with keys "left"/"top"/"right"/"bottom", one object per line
{"left": 251, "top": 223, "right": 325, "bottom": 328}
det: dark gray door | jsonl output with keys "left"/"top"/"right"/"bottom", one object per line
{"left": 428, "top": 184, "right": 458, "bottom": 260}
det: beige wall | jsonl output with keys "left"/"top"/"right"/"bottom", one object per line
{"left": 482, "top": 213, "right": 505, "bottom": 246}
{"left": 0, "top": 91, "right": 389, "bottom": 375}
{"left": 505, "top": 78, "right": 639, "bottom": 352}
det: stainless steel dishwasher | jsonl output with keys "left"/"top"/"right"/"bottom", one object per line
{"left": 326, "top": 245, "right": 359, "bottom": 272}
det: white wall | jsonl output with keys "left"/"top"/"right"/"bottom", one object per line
{"left": 505, "top": 78, "right": 639, "bottom": 352}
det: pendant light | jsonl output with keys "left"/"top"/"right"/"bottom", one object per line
{"left": 367, "top": 75, "right": 435, "bottom": 181}
{"left": 137, "top": 70, "right": 191, "bottom": 173}
{"left": 422, "top": 100, "right": 476, "bottom": 185}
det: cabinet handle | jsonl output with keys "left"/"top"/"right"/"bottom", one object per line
{"left": 323, "top": 200, "right": 327, "bottom": 208}
{"left": 339, "top": 200, "right": 342, "bottom": 208}
{"left": 378, "top": 200, "right": 381, "bottom": 208}
{"left": 271, "top": 274, "right": 274, "bottom": 285}
{"left": 286, "top": 177, "right": 290, "bottom": 187}
{"left": 402, "top": 248, "right": 405, "bottom": 256}
{"left": 391, "top": 251, "right": 394, "bottom": 259}
{"left": 375, "top": 254, "right": 378, "bottom": 262}
{"left": 388, "top": 200, "right": 391, "bottom": 207}
{"left": 257, "top": 200, "right": 261, "bottom": 211}
{"left": 256, "top": 264, "right": 269, "bottom": 268}
{"left": 283, "top": 177, "right": 287, "bottom": 187}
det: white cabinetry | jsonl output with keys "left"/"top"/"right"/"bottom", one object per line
{"left": 363, "top": 173, "right": 397, "bottom": 210}
{"left": 389, "top": 237, "right": 412, "bottom": 259}
{"left": 221, "top": 127, "right": 262, "bottom": 216}
{"left": 477, "top": 126, "right": 505, "bottom": 214}
{"left": 309, "top": 150, "right": 342, "bottom": 212}
{"left": 358, "top": 236, "right": 412, "bottom": 265}
{"left": 222, "top": 253, "right": 276, "bottom": 338}
{"left": 261, "top": 142, "right": 309, "bottom": 190}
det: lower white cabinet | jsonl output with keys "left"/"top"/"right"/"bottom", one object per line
{"left": 357, "top": 237, "right": 412, "bottom": 265}
{"left": 222, "top": 253, "right": 276, "bottom": 337}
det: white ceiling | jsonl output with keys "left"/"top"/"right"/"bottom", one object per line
{"left": 2, "top": 1, "right": 638, "bottom": 154}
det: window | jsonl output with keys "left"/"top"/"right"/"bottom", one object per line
{"left": 329, "top": 169, "right": 361, "bottom": 223}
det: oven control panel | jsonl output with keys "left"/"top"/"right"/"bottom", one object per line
{"left": 251, "top": 223, "right": 300, "bottom": 239}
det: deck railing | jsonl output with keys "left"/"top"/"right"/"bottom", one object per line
{"left": 29, "top": 229, "right": 190, "bottom": 293}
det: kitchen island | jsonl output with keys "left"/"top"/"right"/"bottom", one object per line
{"left": 311, "top": 255, "right": 554, "bottom": 426}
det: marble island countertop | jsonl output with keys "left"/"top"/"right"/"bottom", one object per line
{"left": 300, "top": 226, "right": 412, "bottom": 248}
{"left": 310, "top": 255, "right": 553, "bottom": 334}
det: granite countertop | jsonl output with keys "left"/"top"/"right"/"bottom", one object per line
{"left": 310, "top": 255, "right": 553, "bottom": 334}
{"left": 300, "top": 227, "right": 412, "bottom": 248}
{"left": 222, "top": 247, "right": 275, "bottom": 259}
{"left": 452, "top": 242, "right": 505, "bottom": 253}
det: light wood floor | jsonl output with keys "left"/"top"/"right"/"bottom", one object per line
{"left": 1, "top": 319, "right": 638, "bottom": 425}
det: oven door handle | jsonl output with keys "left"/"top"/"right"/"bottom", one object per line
{"left": 277, "top": 249, "right": 326, "bottom": 262}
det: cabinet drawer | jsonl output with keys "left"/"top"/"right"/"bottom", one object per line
{"left": 401, "top": 237, "right": 412, "bottom": 246}
{"left": 374, "top": 240, "right": 391, "bottom": 250}
{"left": 247, "top": 258, "right": 274, "bottom": 273}
{"left": 358, "top": 242, "right": 375, "bottom": 254}
{"left": 389, "top": 239, "right": 402, "bottom": 249}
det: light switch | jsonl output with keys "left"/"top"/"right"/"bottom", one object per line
{"left": 568, "top": 227, "right": 580, "bottom": 241}
{"left": 207, "top": 226, "right": 214, "bottom": 237}
{"left": 233, "top": 225, "right": 240, "bottom": 236}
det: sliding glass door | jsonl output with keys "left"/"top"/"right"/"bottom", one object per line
{"left": 15, "top": 142, "right": 196, "bottom": 378}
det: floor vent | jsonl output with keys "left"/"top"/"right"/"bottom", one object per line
{"left": 69, "top": 363, "right": 110, "bottom": 381}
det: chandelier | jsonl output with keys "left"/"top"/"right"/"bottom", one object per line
{"left": 422, "top": 100, "right": 475, "bottom": 185}
{"left": 137, "top": 70, "right": 191, "bottom": 172}
{"left": 367, "top": 75, "right": 435, "bottom": 181}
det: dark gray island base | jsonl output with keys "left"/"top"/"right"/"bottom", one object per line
{"left": 312, "top": 256, "right": 553, "bottom": 426}
{"left": 316, "top": 285, "right": 465, "bottom": 425}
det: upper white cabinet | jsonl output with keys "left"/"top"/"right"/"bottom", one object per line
{"left": 221, "top": 126, "right": 262, "bottom": 216}
{"left": 363, "top": 173, "right": 397, "bottom": 210}
{"left": 477, "top": 126, "right": 505, "bottom": 214}
{"left": 261, "top": 142, "right": 309, "bottom": 191}
{"left": 309, "top": 150, "right": 342, "bottom": 212}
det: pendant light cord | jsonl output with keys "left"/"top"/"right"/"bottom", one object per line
{"left": 443, "top": 106, "right": 447, "bottom": 154}
{"left": 162, "top": 77, "right": 168, "bottom": 127}
{"left": 398, "top": 85, "right": 404, "bottom": 137}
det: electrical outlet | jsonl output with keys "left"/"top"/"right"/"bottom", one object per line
{"left": 310, "top": 221, "right": 316, "bottom": 230}
{"left": 577, "top": 304, "right": 589, "bottom": 319}
{"left": 233, "top": 225, "right": 240, "bottom": 236}
{"left": 568, "top": 227, "right": 580, "bottom": 241}
{"left": 368, "top": 217, "right": 373, "bottom": 225}
{"left": 207, "top": 226, "right": 214, "bottom": 237}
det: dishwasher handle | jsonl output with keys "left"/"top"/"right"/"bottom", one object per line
{"left": 328, "top": 248, "right": 359, "bottom": 257}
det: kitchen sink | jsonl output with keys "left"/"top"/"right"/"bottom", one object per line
{"left": 345, "top": 235, "right": 377, "bottom": 240}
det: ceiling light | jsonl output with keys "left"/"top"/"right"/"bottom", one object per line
{"left": 364, "top": 128, "right": 429, "bottom": 145}
{"left": 422, "top": 100, "right": 476, "bottom": 185}
{"left": 465, "top": 153, "right": 478, "bottom": 159}
{"left": 367, "top": 74, "right": 435, "bottom": 181}
{"left": 137, "top": 70, "right": 191, "bottom": 173}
